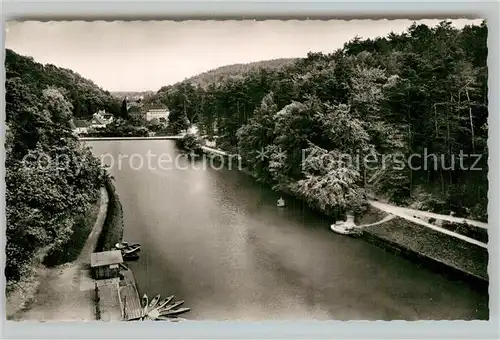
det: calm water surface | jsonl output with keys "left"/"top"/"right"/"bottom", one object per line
{"left": 88, "top": 140, "right": 488, "bottom": 320}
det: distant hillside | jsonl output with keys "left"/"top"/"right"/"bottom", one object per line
{"left": 5, "top": 49, "right": 120, "bottom": 118}
{"left": 143, "top": 58, "right": 298, "bottom": 108}
{"left": 110, "top": 91, "right": 155, "bottom": 99}
{"left": 162, "top": 58, "right": 298, "bottom": 90}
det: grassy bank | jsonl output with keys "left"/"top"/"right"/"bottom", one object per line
{"left": 96, "top": 178, "right": 124, "bottom": 252}
{"left": 359, "top": 208, "right": 488, "bottom": 288}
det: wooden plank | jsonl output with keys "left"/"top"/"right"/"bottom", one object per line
{"left": 119, "top": 269, "right": 143, "bottom": 321}
{"left": 120, "top": 286, "right": 143, "bottom": 321}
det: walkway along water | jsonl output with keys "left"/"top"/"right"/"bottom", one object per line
{"left": 87, "top": 140, "right": 488, "bottom": 320}
{"left": 8, "top": 187, "right": 109, "bottom": 321}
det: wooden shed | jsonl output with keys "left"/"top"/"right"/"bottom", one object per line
{"left": 91, "top": 250, "right": 123, "bottom": 280}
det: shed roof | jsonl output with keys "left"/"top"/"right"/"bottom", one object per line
{"left": 91, "top": 250, "right": 123, "bottom": 267}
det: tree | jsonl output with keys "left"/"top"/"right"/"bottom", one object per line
{"left": 121, "top": 97, "right": 129, "bottom": 119}
{"left": 138, "top": 20, "right": 488, "bottom": 221}
{"left": 5, "top": 53, "right": 109, "bottom": 282}
{"left": 237, "top": 93, "right": 278, "bottom": 182}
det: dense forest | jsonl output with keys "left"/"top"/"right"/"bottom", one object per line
{"left": 147, "top": 21, "right": 488, "bottom": 221}
{"left": 6, "top": 49, "right": 121, "bottom": 119}
{"left": 5, "top": 50, "right": 111, "bottom": 282}
{"left": 175, "top": 58, "right": 296, "bottom": 89}
{"left": 144, "top": 58, "right": 296, "bottom": 108}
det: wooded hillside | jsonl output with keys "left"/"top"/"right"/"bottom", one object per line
{"left": 5, "top": 49, "right": 110, "bottom": 282}
{"left": 159, "top": 21, "right": 488, "bottom": 221}
{"left": 6, "top": 49, "right": 121, "bottom": 119}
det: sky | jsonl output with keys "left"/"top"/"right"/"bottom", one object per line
{"left": 6, "top": 19, "right": 483, "bottom": 92}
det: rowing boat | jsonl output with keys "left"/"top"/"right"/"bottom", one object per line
{"left": 115, "top": 242, "right": 141, "bottom": 250}
{"left": 330, "top": 223, "right": 360, "bottom": 236}
{"left": 159, "top": 307, "right": 190, "bottom": 317}
{"left": 156, "top": 316, "right": 187, "bottom": 321}
{"left": 159, "top": 300, "right": 184, "bottom": 312}
{"left": 156, "top": 295, "right": 175, "bottom": 310}
{"left": 123, "top": 253, "right": 140, "bottom": 261}
{"left": 147, "top": 294, "right": 161, "bottom": 313}
{"left": 122, "top": 245, "right": 141, "bottom": 255}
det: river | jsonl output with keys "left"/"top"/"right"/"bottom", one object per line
{"left": 88, "top": 140, "right": 488, "bottom": 320}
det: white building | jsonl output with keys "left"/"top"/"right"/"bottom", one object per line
{"left": 146, "top": 108, "right": 169, "bottom": 123}
{"left": 89, "top": 110, "right": 114, "bottom": 129}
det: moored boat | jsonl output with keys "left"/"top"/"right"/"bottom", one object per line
{"left": 115, "top": 242, "right": 141, "bottom": 250}
{"left": 122, "top": 245, "right": 141, "bottom": 255}
{"left": 159, "top": 300, "right": 184, "bottom": 312}
{"left": 156, "top": 295, "right": 175, "bottom": 310}
{"left": 147, "top": 294, "right": 161, "bottom": 313}
{"left": 123, "top": 253, "right": 140, "bottom": 261}
{"left": 330, "top": 223, "right": 356, "bottom": 235}
{"left": 147, "top": 308, "right": 161, "bottom": 320}
{"left": 156, "top": 316, "right": 187, "bottom": 321}
{"left": 159, "top": 307, "right": 190, "bottom": 317}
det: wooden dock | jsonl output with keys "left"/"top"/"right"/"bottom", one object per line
{"left": 96, "top": 279, "right": 122, "bottom": 321}
{"left": 118, "top": 269, "right": 143, "bottom": 321}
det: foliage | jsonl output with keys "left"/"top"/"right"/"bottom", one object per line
{"left": 6, "top": 49, "right": 121, "bottom": 119}
{"left": 160, "top": 21, "right": 488, "bottom": 221}
{"left": 84, "top": 118, "right": 149, "bottom": 137}
{"left": 120, "top": 98, "right": 129, "bottom": 119}
{"left": 42, "top": 198, "right": 101, "bottom": 267}
{"left": 96, "top": 178, "right": 124, "bottom": 252}
{"left": 177, "top": 133, "right": 203, "bottom": 155}
{"left": 157, "top": 58, "right": 297, "bottom": 90}
{"left": 5, "top": 55, "right": 108, "bottom": 282}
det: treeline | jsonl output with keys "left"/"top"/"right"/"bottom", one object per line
{"left": 151, "top": 21, "right": 488, "bottom": 221}
{"left": 167, "top": 58, "right": 297, "bottom": 90}
{"left": 6, "top": 49, "right": 121, "bottom": 119}
{"left": 83, "top": 118, "right": 150, "bottom": 137}
{"left": 5, "top": 52, "right": 108, "bottom": 282}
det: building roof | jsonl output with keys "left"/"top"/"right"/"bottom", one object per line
{"left": 74, "top": 120, "right": 89, "bottom": 128}
{"left": 92, "top": 113, "right": 108, "bottom": 125}
{"left": 91, "top": 250, "right": 123, "bottom": 267}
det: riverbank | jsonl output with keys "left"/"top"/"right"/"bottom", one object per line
{"left": 200, "top": 146, "right": 489, "bottom": 291}
{"left": 6, "top": 187, "right": 109, "bottom": 320}
{"left": 96, "top": 178, "right": 124, "bottom": 252}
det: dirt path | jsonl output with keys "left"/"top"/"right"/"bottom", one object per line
{"left": 367, "top": 200, "right": 487, "bottom": 249}
{"left": 357, "top": 214, "right": 396, "bottom": 228}
{"left": 8, "top": 187, "right": 109, "bottom": 321}
{"left": 367, "top": 200, "right": 488, "bottom": 229}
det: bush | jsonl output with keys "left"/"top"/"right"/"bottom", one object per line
{"left": 177, "top": 133, "right": 202, "bottom": 155}
{"left": 95, "top": 178, "right": 124, "bottom": 252}
{"left": 42, "top": 197, "right": 100, "bottom": 266}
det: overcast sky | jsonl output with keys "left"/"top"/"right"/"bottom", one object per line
{"left": 6, "top": 19, "right": 482, "bottom": 92}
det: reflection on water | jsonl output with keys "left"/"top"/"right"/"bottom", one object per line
{"left": 88, "top": 140, "right": 488, "bottom": 320}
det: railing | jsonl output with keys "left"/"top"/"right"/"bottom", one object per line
{"left": 79, "top": 135, "right": 183, "bottom": 141}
